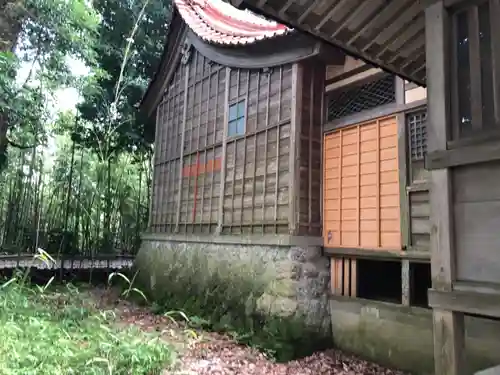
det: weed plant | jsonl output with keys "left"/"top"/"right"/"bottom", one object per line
{"left": 136, "top": 247, "right": 331, "bottom": 362}
{"left": 0, "top": 250, "right": 175, "bottom": 375}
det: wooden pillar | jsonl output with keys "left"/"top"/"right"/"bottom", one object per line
{"left": 289, "top": 63, "right": 302, "bottom": 235}
{"left": 425, "top": 2, "right": 465, "bottom": 375}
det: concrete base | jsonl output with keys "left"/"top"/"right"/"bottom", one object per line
{"left": 475, "top": 365, "right": 500, "bottom": 375}
{"left": 330, "top": 296, "right": 500, "bottom": 375}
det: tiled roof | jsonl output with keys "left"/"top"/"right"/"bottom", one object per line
{"left": 174, "top": 0, "right": 291, "bottom": 45}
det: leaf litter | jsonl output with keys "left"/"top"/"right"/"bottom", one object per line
{"left": 89, "top": 288, "right": 409, "bottom": 375}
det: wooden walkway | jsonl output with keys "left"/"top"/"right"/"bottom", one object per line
{"left": 0, "top": 254, "right": 134, "bottom": 270}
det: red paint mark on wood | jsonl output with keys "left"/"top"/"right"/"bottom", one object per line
{"left": 182, "top": 157, "right": 221, "bottom": 177}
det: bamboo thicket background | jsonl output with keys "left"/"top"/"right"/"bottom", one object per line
{"left": 0, "top": 127, "right": 151, "bottom": 257}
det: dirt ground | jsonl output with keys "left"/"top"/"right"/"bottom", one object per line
{"left": 90, "top": 288, "right": 408, "bottom": 375}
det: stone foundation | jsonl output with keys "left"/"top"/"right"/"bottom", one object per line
{"left": 135, "top": 235, "right": 331, "bottom": 331}
{"left": 330, "top": 297, "right": 500, "bottom": 375}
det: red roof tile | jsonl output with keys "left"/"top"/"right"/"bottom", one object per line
{"left": 175, "top": 0, "right": 291, "bottom": 45}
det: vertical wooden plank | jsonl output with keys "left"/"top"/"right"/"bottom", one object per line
{"left": 148, "top": 105, "right": 162, "bottom": 229}
{"left": 402, "top": 259, "right": 411, "bottom": 305}
{"left": 208, "top": 69, "right": 219, "bottom": 229}
{"left": 274, "top": 68, "right": 283, "bottom": 230}
{"left": 319, "top": 69, "right": 325, "bottom": 231}
{"left": 490, "top": 0, "right": 500, "bottom": 126}
{"left": 289, "top": 63, "right": 302, "bottom": 235}
{"left": 395, "top": 76, "right": 406, "bottom": 105}
{"left": 184, "top": 56, "right": 197, "bottom": 233}
{"left": 356, "top": 125, "right": 360, "bottom": 247}
{"left": 330, "top": 260, "right": 337, "bottom": 294}
{"left": 200, "top": 61, "right": 211, "bottom": 230}
{"left": 262, "top": 71, "right": 271, "bottom": 229}
{"left": 468, "top": 6, "right": 483, "bottom": 131}
{"left": 156, "top": 104, "right": 166, "bottom": 231}
{"left": 192, "top": 55, "right": 204, "bottom": 230}
{"left": 450, "top": 14, "right": 461, "bottom": 140}
{"left": 217, "top": 67, "right": 231, "bottom": 233}
{"left": 229, "top": 70, "right": 240, "bottom": 232}
{"left": 308, "top": 64, "right": 314, "bottom": 232}
{"left": 251, "top": 71, "right": 260, "bottom": 233}
{"left": 376, "top": 119, "right": 381, "bottom": 248}
{"left": 335, "top": 258, "right": 343, "bottom": 295}
{"left": 241, "top": 70, "right": 250, "bottom": 231}
{"left": 165, "top": 86, "right": 173, "bottom": 232}
{"left": 350, "top": 259, "right": 357, "bottom": 297}
{"left": 155, "top": 102, "right": 163, "bottom": 231}
{"left": 338, "top": 130, "right": 343, "bottom": 247}
{"left": 426, "top": 2, "right": 465, "bottom": 375}
{"left": 175, "top": 64, "right": 190, "bottom": 232}
{"left": 343, "top": 258, "right": 350, "bottom": 296}
{"left": 397, "top": 112, "right": 411, "bottom": 249}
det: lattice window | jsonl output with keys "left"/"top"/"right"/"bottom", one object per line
{"left": 327, "top": 74, "right": 396, "bottom": 121}
{"left": 407, "top": 110, "right": 428, "bottom": 161}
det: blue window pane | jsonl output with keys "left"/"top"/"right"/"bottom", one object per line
{"left": 229, "top": 104, "right": 238, "bottom": 121}
{"left": 236, "top": 117, "right": 245, "bottom": 135}
{"left": 237, "top": 101, "right": 246, "bottom": 117}
{"left": 228, "top": 120, "right": 237, "bottom": 136}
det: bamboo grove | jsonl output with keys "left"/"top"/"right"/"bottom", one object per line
{"left": 0, "top": 125, "right": 151, "bottom": 257}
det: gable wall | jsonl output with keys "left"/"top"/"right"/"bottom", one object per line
{"left": 149, "top": 47, "right": 298, "bottom": 235}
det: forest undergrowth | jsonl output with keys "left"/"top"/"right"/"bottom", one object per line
{"left": 0, "top": 252, "right": 177, "bottom": 375}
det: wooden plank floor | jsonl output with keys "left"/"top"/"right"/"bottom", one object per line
{"left": 0, "top": 254, "right": 134, "bottom": 270}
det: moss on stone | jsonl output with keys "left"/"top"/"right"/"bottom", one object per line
{"left": 133, "top": 239, "right": 331, "bottom": 361}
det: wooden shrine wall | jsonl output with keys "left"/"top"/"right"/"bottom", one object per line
{"left": 149, "top": 48, "right": 296, "bottom": 235}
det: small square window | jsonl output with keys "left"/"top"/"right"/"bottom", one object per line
{"left": 228, "top": 100, "right": 246, "bottom": 137}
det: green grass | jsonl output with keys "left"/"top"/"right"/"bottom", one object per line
{"left": 0, "top": 275, "right": 176, "bottom": 375}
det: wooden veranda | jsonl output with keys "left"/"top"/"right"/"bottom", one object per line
{"left": 227, "top": 0, "right": 500, "bottom": 374}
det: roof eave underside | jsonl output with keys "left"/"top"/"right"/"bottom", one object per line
{"left": 228, "top": 0, "right": 428, "bottom": 86}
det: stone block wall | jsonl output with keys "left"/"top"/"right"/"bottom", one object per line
{"left": 134, "top": 237, "right": 331, "bottom": 332}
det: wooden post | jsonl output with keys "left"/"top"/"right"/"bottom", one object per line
{"left": 397, "top": 111, "right": 411, "bottom": 249}
{"left": 216, "top": 67, "right": 231, "bottom": 234}
{"left": 425, "top": 2, "right": 465, "bottom": 375}
{"left": 175, "top": 64, "right": 191, "bottom": 232}
{"left": 289, "top": 63, "right": 302, "bottom": 235}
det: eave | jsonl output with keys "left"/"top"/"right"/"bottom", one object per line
{"left": 228, "top": 0, "right": 437, "bottom": 86}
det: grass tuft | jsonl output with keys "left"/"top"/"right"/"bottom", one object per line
{"left": 0, "top": 272, "right": 175, "bottom": 375}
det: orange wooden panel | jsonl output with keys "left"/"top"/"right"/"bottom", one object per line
{"left": 329, "top": 256, "right": 358, "bottom": 297}
{"left": 323, "top": 116, "right": 401, "bottom": 251}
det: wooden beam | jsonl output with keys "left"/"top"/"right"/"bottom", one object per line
{"left": 315, "top": 0, "right": 350, "bottom": 31}
{"left": 425, "top": 141, "right": 500, "bottom": 170}
{"left": 323, "top": 246, "right": 431, "bottom": 262}
{"left": 324, "top": 100, "right": 427, "bottom": 133}
{"left": 297, "top": 0, "right": 322, "bottom": 23}
{"left": 429, "top": 288, "right": 500, "bottom": 318}
{"left": 187, "top": 31, "right": 322, "bottom": 70}
{"left": 425, "top": 2, "right": 465, "bottom": 375}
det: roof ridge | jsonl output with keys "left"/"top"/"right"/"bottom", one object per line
{"left": 174, "top": 0, "right": 291, "bottom": 46}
